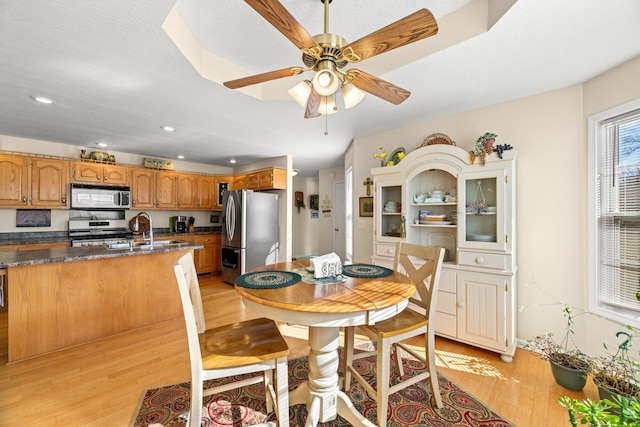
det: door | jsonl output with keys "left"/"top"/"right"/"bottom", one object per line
{"left": 456, "top": 271, "right": 507, "bottom": 352}
{"left": 0, "top": 154, "right": 29, "bottom": 207}
{"left": 333, "top": 181, "right": 346, "bottom": 260}
{"left": 245, "top": 192, "right": 279, "bottom": 271}
{"left": 30, "top": 158, "right": 69, "bottom": 207}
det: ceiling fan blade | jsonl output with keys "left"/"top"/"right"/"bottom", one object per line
{"left": 304, "top": 87, "right": 321, "bottom": 119}
{"left": 245, "top": 0, "right": 319, "bottom": 51}
{"left": 347, "top": 69, "right": 411, "bottom": 105}
{"left": 341, "top": 9, "right": 438, "bottom": 63}
{"left": 224, "top": 67, "right": 304, "bottom": 89}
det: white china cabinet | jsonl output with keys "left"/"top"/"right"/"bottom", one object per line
{"left": 371, "top": 144, "right": 517, "bottom": 361}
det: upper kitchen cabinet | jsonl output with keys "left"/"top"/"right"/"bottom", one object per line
{"left": 131, "top": 168, "right": 155, "bottom": 209}
{"left": 155, "top": 171, "right": 178, "bottom": 209}
{"left": 214, "top": 176, "right": 233, "bottom": 210}
{"left": 234, "top": 174, "right": 246, "bottom": 191}
{"left": 177, "top": 173, "right": 198, "bottom": 209}
{"left": 0, "top": 154, "right": 29, "bottom": 207}
{"left": 246, "top": 168, "right": 287, "bottom": 191}
{"left": 30, "top": 158, "right": 69, "bottom": 207}
{"left": 371, "top": 144, "right": 517, "bottom": 361}
{"left": 71, "top": 161, "right": 130, "bottom": 186}
{"left": 0, "top": 154, "right": 69, "bottom": 208}
{"left": 196, "top": 175, "right": 215, "bottom": 210}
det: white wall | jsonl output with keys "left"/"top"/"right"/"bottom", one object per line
{"left": 350, "top": 54, "right": 640, "bottom": 354}
{"left": 291, "top": 176, "right": 320, "bottom": 258}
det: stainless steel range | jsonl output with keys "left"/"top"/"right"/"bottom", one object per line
{"left": 69, "top": 209, "right": 133, "bottom": 247}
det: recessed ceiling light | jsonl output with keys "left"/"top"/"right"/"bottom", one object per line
{"left": 230, "top": 159, "right": 236, "bottom": 164}
{"left": 177, "top": 155, "right": 184, "bottom": 159}
{"left": 161, "top": 126, "right": 175, "bottom": 132}
{"left": 98, "top": 142, "right": 108, "bottom": 147}
{"left": 31, "top": 96, "right": 53, "bottom": 104}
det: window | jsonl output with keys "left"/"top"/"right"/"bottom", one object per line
{"left": 588, "top": 98, "right": 640, "bottom": 327}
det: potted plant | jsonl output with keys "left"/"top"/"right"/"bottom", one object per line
{"left": 559, "top": 394, "right": 640, "bottom": 426}
{"left": 592, "top": 329, "right": 640, "bottom": 402}
{"left": 525, "top": 305, "right": 593, "bottom": 391}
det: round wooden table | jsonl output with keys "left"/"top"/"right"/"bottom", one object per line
{"left": 235, "top": 261, "right": 415, "bottom": 427}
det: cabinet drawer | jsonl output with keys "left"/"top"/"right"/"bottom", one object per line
{"left": 375, "top": 243, "right": 396, "bottom": 258}
{"left": 437, "top": 291, "right": 457, "bottom": 315}
{"left": 458, "top": 250, "right": 509, "bottom": 270}
{"left": 434, "top": 311, "right": 456, "bottom": 337}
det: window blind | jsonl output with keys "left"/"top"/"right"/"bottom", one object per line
{"left": 597, "top": 109, "right": 640, "bottom": 318}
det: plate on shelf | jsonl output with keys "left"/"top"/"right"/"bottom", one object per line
{"left": 420, "top": 220, "right": 453, "bottom": 225}
{"left": 469, "top": 234, "right": 496, "bottom": 242}
{"left": 427, "top": 232, "right": 455, "bottom": 262}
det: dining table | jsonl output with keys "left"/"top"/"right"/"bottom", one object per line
{"left": 234, "top": 261, "right": 415, "bottom": 427}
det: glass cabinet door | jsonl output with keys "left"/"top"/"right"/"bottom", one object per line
{"left": 458, "top": 169, "right": 506, "bottom": 250}
{"left": 375, "top": 181, "right": 404, "bottom": 242}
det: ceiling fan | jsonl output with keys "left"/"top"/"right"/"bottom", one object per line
{"left": 223, "top": 0, "right": 438, "bottom": 118}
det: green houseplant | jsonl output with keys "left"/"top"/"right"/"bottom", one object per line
{"left": 525, "top": 305, "right": 593, "bottom": 391}
{"left": 592, "top": 329, "right": 640, "bottom": 401}
{"left": 559, "top": 394, "right": 640, "bottom": 427}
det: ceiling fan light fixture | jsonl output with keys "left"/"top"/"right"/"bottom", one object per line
{"left": 288, "top": 80, "right": 312, "bottom": 107}
{"left": 312, "top": 67, "right": 340, "bottom": 96}
{"left": 318, "top": 95, "right": 338, "bottom": 115}
{"left": 341, "top": 83, "right": 365, "bottom": 109}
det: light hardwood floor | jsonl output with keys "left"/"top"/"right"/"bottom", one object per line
{"left": 0, "top": 274, "right": 598, "bottom": 426}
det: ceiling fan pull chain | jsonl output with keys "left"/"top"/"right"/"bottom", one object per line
{"left": 324, "top": 110, "right": 329, "bottom": 135}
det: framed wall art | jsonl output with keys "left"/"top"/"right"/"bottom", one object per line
{"left": 359, "top": 197, "right": 373, "bottom": 217}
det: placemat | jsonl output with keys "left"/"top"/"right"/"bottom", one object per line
{"left": 235, "top": 271, "right": 301, "bottom": 289}
{"left": 293, "top": 267, "right": 347, "bottom": 285}
{"left": 341, "top": 264, "right": 393, "bottom": 278}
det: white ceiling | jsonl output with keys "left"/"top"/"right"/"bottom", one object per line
{"left": 1, "top": 0, "right": 640, "bottom": 176}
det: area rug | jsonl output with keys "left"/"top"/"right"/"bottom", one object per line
{"left": 131, "top": 350, "right": 514, "bottom": 427}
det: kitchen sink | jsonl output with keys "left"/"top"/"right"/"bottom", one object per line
{"left": 106, "top": 240, "right": 189, "bottom": 250}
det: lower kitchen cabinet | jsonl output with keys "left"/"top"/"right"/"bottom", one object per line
{"left": 159, "top": 234, "right": 220, "bottom": 275}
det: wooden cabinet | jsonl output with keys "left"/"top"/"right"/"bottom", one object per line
{"left": 177, "top": 173, "right": 198, "bottom": 209}
{"left": 372, "top": 144, "right": 517, "bottom": 361}
{"left": 0, "top": 155, "right": 69, "bottom": 208}
{"left": 155, "top": 171, "right": 177, "bottom": 209}
{"left": 214, "top": 176, "right": 233, "bottom": 210}
{"left": 131, "top": 168, "right": 155, "bottom": 209}
{"left": 0, "top": 154, "right": 29, "bottom": 207}
{"left": 197, "top": 175, "right": 215, "bottom": 210}
{"left": 131, "top": 169, "right": 177, "bottom": 209}
{"left": 246, "top": 168, "right": 286, "bottom": 191}
{"left": 159, "top": 234, "right": 220, "bottom": 275}
{"left": 71, "top": 162, "right": 130, "bottom": 185}
{"left": 30, "top": 158, "right": 69, "bottom": 207}
{"left": 234, "top": 174, "right": 246, "bottom": 190}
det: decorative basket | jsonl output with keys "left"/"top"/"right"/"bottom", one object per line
{"left": 420, "top": 133, "right": 456, "bottom": 148}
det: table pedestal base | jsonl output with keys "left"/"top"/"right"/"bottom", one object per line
{"left": 289, "top": 326, "right": 376, "bottom": 427}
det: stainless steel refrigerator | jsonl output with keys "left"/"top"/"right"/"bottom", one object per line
{"left": 221, "top": 190, "right": 280, "bottom": 284}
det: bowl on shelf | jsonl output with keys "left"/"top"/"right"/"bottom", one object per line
{"left": 468, "top": 234, "right": 496, "bottom": 242}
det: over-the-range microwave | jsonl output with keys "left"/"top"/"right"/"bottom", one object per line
{"left": 70, "top": 183, "right": 131, "bottom": 209}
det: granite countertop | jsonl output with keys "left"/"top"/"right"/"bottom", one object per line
{"left": 0, "top": 227, "right": 221, "bottom": 247}
{"left": 0, "top": 240, "right": 203, "bottom": 268}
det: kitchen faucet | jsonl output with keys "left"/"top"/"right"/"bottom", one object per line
{"left": 133, "top": 212, "right": 154, "bottom": 247}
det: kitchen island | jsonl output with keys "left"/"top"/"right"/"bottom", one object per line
{"left": 0, "top": 241, "right": 202, "bottom": 363}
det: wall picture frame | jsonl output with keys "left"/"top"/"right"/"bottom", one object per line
{"left": 359, "top": 196, "right": 373, "bottom": 217}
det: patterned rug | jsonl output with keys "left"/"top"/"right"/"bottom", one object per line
{"left": 131, "top": 350, "right": 514, "bottom": 427}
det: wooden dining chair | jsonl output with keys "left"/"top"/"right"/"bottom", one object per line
{"left": 342, "top": 242, "right": 445, "bottom": 426}
{"left": 173, "top": 252, "right": 290, "bottom": 427}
